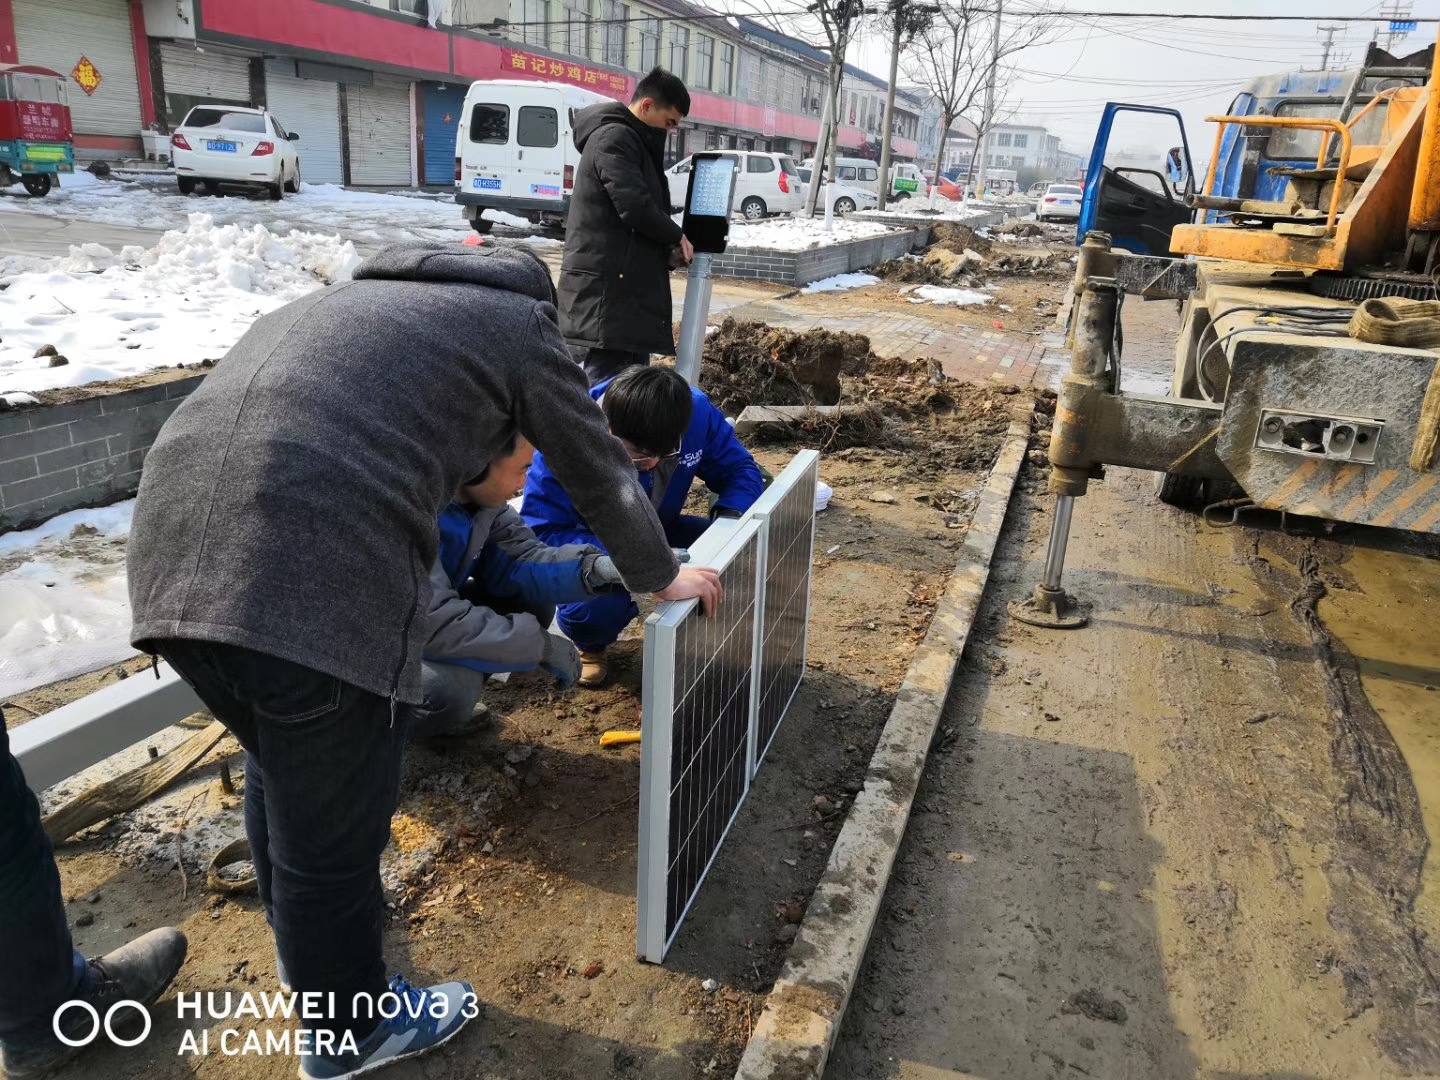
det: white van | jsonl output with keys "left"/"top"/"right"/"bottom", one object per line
{"left": 799, "top": 156, "right": 882, "bottom": 194}
{"left": 455, "top": 79, "right": 611, "bottom": 233}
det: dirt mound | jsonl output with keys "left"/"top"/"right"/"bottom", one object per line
{"left": 703, "top": 320, "right": 1027, "bottom": 473}
{"left": 700, "top": 318, "right": 872, "bottom": 415}
{"left": 872, "top": 255, "right": 950, "bottom": 285}
{"left": 932, "top": 221, "right": 992, "bottom": 255}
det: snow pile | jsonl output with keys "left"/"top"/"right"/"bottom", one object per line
{"left": 0, "top": 501, "right": 137, "bottom": 701}
{"left": 728, "top": 217, "right": 899, "bottom": 251}
{"left": 908, "top": 285, "right": 994, "bottom": 307}
{"left": 802, "top": 272, "right": 879, "bottom": 293}
{"left": 0, "top": 214, "right": 360, "bottom": 394}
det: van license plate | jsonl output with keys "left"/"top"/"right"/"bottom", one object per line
{"left": 473, "top": 177, "right": 502, "bottom": 191}
{"left": 207, "top": 140, "right": 237, "bottom": 153}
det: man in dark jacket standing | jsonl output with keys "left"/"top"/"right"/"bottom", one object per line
{"left": 125, "top": 244, "right": 720, "bottom": 1080}
{"left": 560, "top": 67, "right": 695, "bottom": 386}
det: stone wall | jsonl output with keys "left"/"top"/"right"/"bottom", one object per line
{"left": 0, "top": 373, "right": 203, "bottom": 533}
{"left": 709, "top": 226, "right": 926, "bottom": 286}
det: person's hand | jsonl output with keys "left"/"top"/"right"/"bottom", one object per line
{"left": 680, "top": 234, "right": 695, "bottom": 263}
{"left": 655, "top": 566, "right": 722, "bottom": 616}
{"left": 539, "top": 634, "right": 581, "bottom": 689}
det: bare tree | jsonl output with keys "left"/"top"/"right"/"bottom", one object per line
{"left": 904, "top": 2, "right": 1054, "bottom": 191}
{"left": 798, "top": 0, "right": 866, "bottom": 215}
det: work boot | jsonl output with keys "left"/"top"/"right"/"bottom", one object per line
{"left": 578, "top": 651, "right": 608, "bottom": 687}
{"left": 0, "top": 927, "right": 188, "bottom": 1079}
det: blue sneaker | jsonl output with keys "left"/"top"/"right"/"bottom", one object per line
{"left": 297, "top": 976, "right": 474, "bottom": 1079}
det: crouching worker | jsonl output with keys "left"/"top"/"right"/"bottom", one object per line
{"left": 522, "top": 365, "right": 764, "bottom": 686}
{"left": 413, "top": 433, "right": 628, "bottom": 737}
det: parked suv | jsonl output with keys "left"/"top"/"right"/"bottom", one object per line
{"left": 665, "top": 151, "right": 803, "bottom": 219}
{"left": 171, "top": 105, "right": 301, "bottom": 200}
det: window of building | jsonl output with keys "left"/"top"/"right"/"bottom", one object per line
{"left": 668, "top": 24, "right": 689, "bottom": 79}
{"left": 561, "top": 0, "right": 592, "bottom": 57}
{"left": 1010, "top": 155, "right": 1025, "bottom": 168}
{"left": 1012, "top": 133, "right": 1028, "bottom": 148}
{"left": 522, "top": 0, "right": 548, "bottom": 48}
{"left": 601, "top": 0, "right": 627, "bottom": 66}
{"left": 995, "top": 132, "right": 1012, "bottom": 147}
{"left": 517, "top": 105, "right": 559, "bottom": 146}
{"left": 717, "top": 42, "right": 734, "bottom": 95}
{"left": 469, "top": 103, "right": 509, "bottom": 144}
{"left": 639, "top": 15, "right": 661, "bottom": 69}
{"left": 695, "top": 35, "right": 714, "bottom": 89}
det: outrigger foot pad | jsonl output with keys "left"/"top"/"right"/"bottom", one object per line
{"left": 1008, "top": 584, "right": 1089, "bottom": 629}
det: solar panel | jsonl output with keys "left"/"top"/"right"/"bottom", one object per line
{"left": 743, "top": 450, "right": 820, "bottom": 775}
{"left": 638, "top": 517, "right": 764, "bottom": 963}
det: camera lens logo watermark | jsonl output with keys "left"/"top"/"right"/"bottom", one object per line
{"left": 53, "top": 1000, "right": 151, "bottom": 1048}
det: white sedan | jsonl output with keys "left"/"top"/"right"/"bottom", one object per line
{"left": 1037, "top": 182, "right": 1083, "bottom": 222}
{"left": 171, "top": 105, "right": 301, "bottom": 201}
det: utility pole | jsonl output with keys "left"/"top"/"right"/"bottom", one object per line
{"left": 974, "top": 0, "right": 1001, "bottom": 200}
{"left": 1379, "top": 0, "right": 1414, "bottom": 51}
{"left": 1317, "top": 24, "right": 1343, "bottom": 70}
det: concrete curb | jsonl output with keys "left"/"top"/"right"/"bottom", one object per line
{"left": 733, "top": 403, "right": 1034, "bottom": 1080}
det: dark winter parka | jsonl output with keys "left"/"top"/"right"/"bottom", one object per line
{"left": 558, "top": 102, "right": 684, "bottom": 355}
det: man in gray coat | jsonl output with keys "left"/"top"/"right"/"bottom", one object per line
{"left": 126, "top": 244, "right": 719, "bottom": 1080}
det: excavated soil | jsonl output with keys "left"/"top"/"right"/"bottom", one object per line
{"left": 701, "top": 318, "right": 1024, "bottom": 472}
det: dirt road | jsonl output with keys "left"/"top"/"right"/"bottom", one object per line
{"left": 828, "top": 327, "right": 1440, "bottom": 1076}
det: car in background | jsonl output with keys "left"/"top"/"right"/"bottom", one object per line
{"left": 171, "top": 105, "right": 300, "bottom": 200}
{"left": 665, "top": 150, "right": 803, "bottom": 219}
{"left": 890, "top": 162, "right": 924, "bottom": 199}
{"left": 799, "top": 181, "right": 879, "bottom": 216}
{"left": 1037, "top": 181, "right": 1083, "bottom": 221}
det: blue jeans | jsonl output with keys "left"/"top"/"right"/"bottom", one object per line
{"left": 157, "top": 640, "right": 407, "bottom": 1044}
{"left": 558, "top": 514, "right": 710, "bottom": 653}
{"left": 0, "top": 724, "right": 81, "bottom": 1047}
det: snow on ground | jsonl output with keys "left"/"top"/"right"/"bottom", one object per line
{"left": 908, "top": 285, "right": 994, "bottom": 307}
{"left": 862, "top": 199, "right": 992, "bottom": 221}
{"left": 802, "top": 272, "right": 879, "bottom": 293}
{"left": 729, "top": 217, "right": 900, "bottom": 250}
{"left": 0, "top": 174, "right": 476, "bottom": 247}
{"left": 0, "top": 213, "right": 360, "bottom": 395}
{"left": 0, "top": 501, "right": 137, "bottom": 701}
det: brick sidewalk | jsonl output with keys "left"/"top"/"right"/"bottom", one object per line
{"left": 719, "top": 301, "right": 1046, "bottom": 388}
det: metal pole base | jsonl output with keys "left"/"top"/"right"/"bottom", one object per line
{"left": 1008, "top": 584, "right": 1088, "bottom": 629}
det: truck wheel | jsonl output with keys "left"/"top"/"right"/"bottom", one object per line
{"left": 470, "top": 217, "right": 494, "bottom": 234}
{"left": 741, "top": 196, "right": 767, "bottom": 220}
{"left": 20, "top": 174, "right": 52, "bottom": 197}
{"left": 1155, "top": 471, "right": 1206, "bottom": 508}
{"left": 177, "top": 176, "right": 198, "bottom": 195}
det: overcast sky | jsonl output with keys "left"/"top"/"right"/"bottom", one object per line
{"left": 751, "top": 1, "right": 1437, "bottom": 155}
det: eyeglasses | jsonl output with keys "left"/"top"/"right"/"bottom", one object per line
{"left": 620, "top": 438, "right": 681, "bottom": 464}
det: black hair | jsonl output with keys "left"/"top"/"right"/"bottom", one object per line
{"left": 465, "top": 429, "right": 521, "bottom": 486}
{"left": 633, "top": 67, "right": 691, "bottom": 116}
{"left": 602, "top": 366, "right": 693, "bottom": 457}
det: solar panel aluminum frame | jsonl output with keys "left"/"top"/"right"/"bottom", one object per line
{"left": 742, "top": 449, "right": 821, "bottom": 777}
{"left": 637, "top": 516, "right": 764, "bottom": 964}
